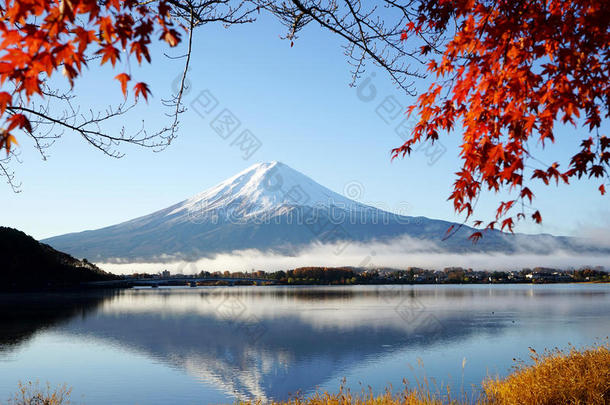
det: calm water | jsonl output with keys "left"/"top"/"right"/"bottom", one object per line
{"left": 1, "top": 284, "right": 609, "bottom": 404}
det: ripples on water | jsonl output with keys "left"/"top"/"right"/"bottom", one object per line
{"left": 0, "top": 284, "right": 608, "bottom": 404}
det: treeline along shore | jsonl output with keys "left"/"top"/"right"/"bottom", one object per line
{"left": 1, "top": 226, "right": 608, "bottom": 291}
{"left": 125, "top": 266, "right": 609, "bottom": 286}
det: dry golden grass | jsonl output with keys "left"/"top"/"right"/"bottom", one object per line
{"left": 481, "top": 344, "right": 610, "bottom": 405}
{"left": 7, "top": 381, "right": 72, "bottom": 405}
{"left": 242, "top": 384, "right": 458, "bottom": 405}
{"left": 243, "top": 344, "right": 609, "bottom": 405}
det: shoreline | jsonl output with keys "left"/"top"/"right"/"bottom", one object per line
{"left": 1, "top": 279, "right": 608, "bottom": 294}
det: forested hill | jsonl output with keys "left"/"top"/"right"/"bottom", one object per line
{"left": 0, "top": 227, "right": 116, "bottom": 291}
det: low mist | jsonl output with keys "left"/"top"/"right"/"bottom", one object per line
{"left": 98, "top": 234, "right": 610, "bottom": 274}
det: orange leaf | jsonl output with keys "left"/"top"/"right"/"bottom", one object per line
{"left": 162, "top": 29, "right": 180, "bottom": 47}
{"left": 0, "top": 92, "right": 12, "bottom": 115}
{"left": 501, "top": 218, "right": 514, "bottom": 232}
{"left": 468, "top": 232, "right": 483, "bottom": 244}
{"left": 115, "top": 73, "right": 130, "bottom": 97}
{"left": 532, "top": 211, "right": 542, "bottom": 224}
{"left": 133, "top": 82, "right": 150, "bottom": 101}
{"left": 520, "top": 187, "right": 534, "bottom": 203}
{"left": 98, "top": 44, "right": 120, "bottom": 67}
{"left": 6, "top": 114, "right": 31, "bottom": 133}
{"left": 0, "top": 131, "right": 18, "bottom": 154}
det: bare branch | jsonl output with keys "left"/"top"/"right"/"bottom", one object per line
{"left": 255, "top": 0, "right": 437, "bottom": 94}
{"left": 0, "top": 150, "right": 22, "bottom": 193}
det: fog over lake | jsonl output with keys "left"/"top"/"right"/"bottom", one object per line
{"left": 1, "top": 284, "right": 608, "bottom": 404}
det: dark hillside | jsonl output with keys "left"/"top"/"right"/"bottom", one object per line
{"left": 0, "top": 227, "right": 117, "bottom": 290}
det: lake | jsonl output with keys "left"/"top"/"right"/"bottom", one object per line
{"left": 1, "top": 284, "right": 608, "bottom": 404}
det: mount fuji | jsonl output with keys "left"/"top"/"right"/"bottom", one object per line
{"left": 43, "top": 161, "right": 587, "bottom": 262}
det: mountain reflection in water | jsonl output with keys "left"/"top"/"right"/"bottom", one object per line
{"left": 1, "top": 285, "right": 608, "bottom": 404}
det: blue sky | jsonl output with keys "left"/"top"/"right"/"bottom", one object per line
{"left": 1, "top": 13, "right": 608, "bottom": 240}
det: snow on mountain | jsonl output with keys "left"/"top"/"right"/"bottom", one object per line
{"left": 168, "top": 161, "right": 372, "bottom": 221}
{"left": 42, "top": 161, "right": 593, "bottom": 262}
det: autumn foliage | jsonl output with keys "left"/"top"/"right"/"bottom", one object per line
{"left": 0, "top": 0, "right": 181, "bottom": 154}
{"left": 393, "top": 0, "right": 609, "bottom": 237}
{"left": 1, "top": 0, "right": 607, "bottom": 232}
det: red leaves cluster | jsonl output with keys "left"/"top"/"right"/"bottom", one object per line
{"left": 0, "top": 0, "right": 182, "bottom": 154}
{"left": 393, "top": 0, "right": 609, "bottom": 236}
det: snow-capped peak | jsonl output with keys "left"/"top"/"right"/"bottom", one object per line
{"left": 169, "top": 161, "right": 370, "bottom": 218}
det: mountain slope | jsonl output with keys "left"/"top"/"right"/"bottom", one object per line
{"left": 0, "top": 227, "right": 116, "bottom": 290}
{"left": 42, "top": 161, "right": 589, "bottom": 262}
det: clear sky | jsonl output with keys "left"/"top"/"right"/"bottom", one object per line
{"left": 1, "top": 13, "right": 608, "bottom": 240}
